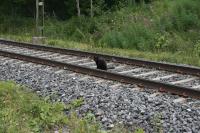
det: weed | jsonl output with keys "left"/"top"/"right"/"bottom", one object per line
{"left": 66, "top": 112, "right": 101, "bottom": 133}
{"left": 0, "top": 81, "right": 67, "bottom": 133}
{"left": 65, "top": 98, "right": 84, "bottom": 111}
{"left": 194, "top": 40, "right": 200, "bottom": 57}
{"left": 154, "top": 33, "right": 169, "bottom": 52}
{"left": 150, "top": 113, "right": 163, "bottom": 133}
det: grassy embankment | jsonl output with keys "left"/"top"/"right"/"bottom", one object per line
{"left": 1, "top": 0, "right": 200, "bottom": 66}
{"left": 0, "top": 81, "right": 144, "bottom": 133}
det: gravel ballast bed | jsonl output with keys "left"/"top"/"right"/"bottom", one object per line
{"left": 0, "top": 58, "right": 200, "bottom": 133}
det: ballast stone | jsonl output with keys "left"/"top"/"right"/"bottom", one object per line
{"left": 0, "top": 61, "right": 199, "bottom": 132}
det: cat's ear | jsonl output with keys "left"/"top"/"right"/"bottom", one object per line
{"left": 93, "top": 56, "right": 97, "bottom": 61}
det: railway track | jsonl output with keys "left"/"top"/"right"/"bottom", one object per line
{"left": 0, "top": 39, "right": 200, "bottom": 98}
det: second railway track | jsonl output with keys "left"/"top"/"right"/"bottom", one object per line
{"left": 0, "top": 39, "right": 200, "bottom": 98}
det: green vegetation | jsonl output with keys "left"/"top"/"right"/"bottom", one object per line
{"left": 0, "top": 81, "right": 144, "bottom": 133}
{"left": 1, "top": 0, "right": 200, "bottom": 67}
{"left": 151, "top": 113, "right": 163, "bottom": 133}
{"left": 65, "top": 97, "right": 84, "bottom": 110}
{"left": 0, "top": 81, "right": 67, "bottom": 132}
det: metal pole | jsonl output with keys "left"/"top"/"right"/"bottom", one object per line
{"left": 36, "top": 0, "right": 45, "bottom": 37}
{"left": 42, "top": 0, "right": 44, "bottom": 36}
{"left": 36, "top": 0, "right": 39, "bottom": 36}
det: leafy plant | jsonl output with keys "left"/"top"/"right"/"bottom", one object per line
{"left": 154, "top": 33, "right": 169, "bottom": 52}
{"left": 65, "top": 98, "right": 84, "bottom": 110}
{"left": 66, "top": 112, "right": 102, "bottom": 133}
{"left": 0, "top": 81, "right": 67, "bottom": 133}
{"left": 150, "top": 113, "right": 163, "bottom": 133}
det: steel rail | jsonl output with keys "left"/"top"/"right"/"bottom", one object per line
{"left": 0, "top": 49, "right": 199, "bottom": 99}
{"left": 0, "top": 39, "right": 200, "bottom": 76}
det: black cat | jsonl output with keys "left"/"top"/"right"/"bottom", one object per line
{"left": 94, "top": 56, "right": 107, "bottom": 70}
{"left": 93, "top": 56, "right": 115, "bottom": 70}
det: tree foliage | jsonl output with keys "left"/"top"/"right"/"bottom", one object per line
{"left": 0, "top": 0, "right": 149, "bottom": 19}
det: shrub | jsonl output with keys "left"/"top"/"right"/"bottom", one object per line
{"left": 44, "top": 16, "right": 99, "bottom": 42}
{"left": 159, "top": 0, "right": 200, "bottom": 31}
{"left": 154, "top": 33, "right": 169, "bottom": 52}
{"left": 100, "top": 24, "right": 155, "bottom": 51}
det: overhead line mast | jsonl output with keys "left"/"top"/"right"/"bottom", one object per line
{"left": 36, "top": 0, "right": 44, "bottom": 37}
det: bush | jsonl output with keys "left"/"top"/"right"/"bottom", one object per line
{"left": 0, "top": 15, "right": 33, "bottom": 34}
{"left": 159, "top": 0, "right": 200, "bottom": 31}
{"left": 100, "top": 24, "right": 155, "bottom": 51}
{"left": 44, "top": 16, "right": 99, "bottom": 42}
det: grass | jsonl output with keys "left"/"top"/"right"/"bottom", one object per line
{"left": 0, "top": 81, "right": 144, "bottom": 133}
{"left": 0, "top": 81, "right": 67, "bottom": 133}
